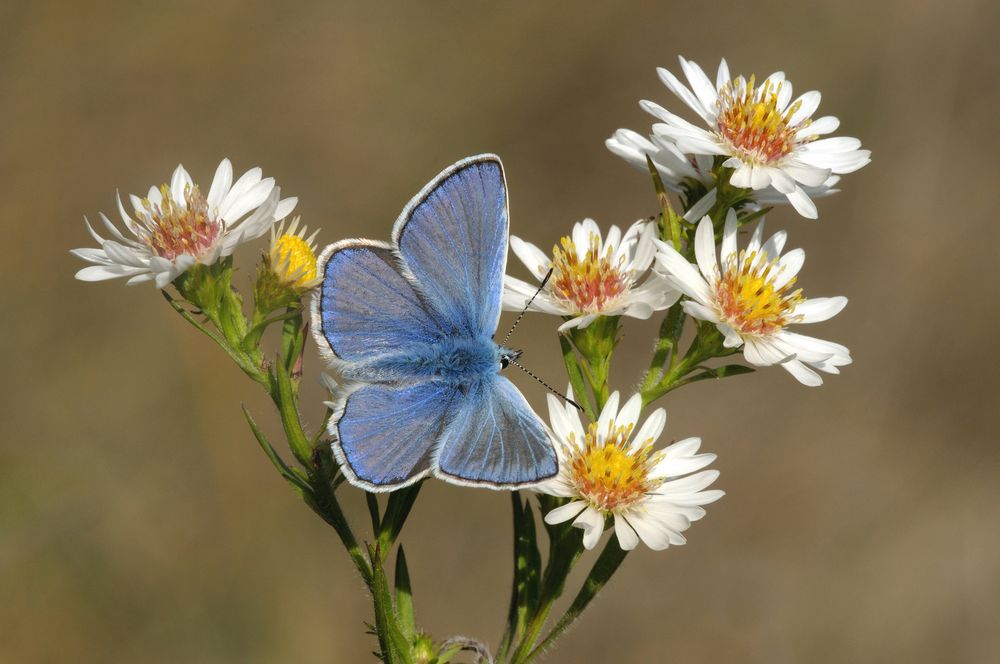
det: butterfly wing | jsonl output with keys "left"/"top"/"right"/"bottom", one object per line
{"left": 333, "top": 381, "right": 461, "bottom": 491}
{"left": 434, "top": 375, "right": 558, "bottom": 487}
{"left": 312, "top": 239, "right": 444, "bottom": 372}
{"left": 392, "top": 154, "right": 508, "bottom": 338}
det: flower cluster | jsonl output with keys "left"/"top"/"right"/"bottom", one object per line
{"left": 72, "top": 55, "right": 869, "bottom": 664}
{"left": 73, "top": 159, "right": 297, "bottom": 288}
{"left": 608, "top": 56, "right": 870, "bottom": 219}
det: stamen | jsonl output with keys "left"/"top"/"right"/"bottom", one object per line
{"left": 716, "top": 249, "right": 803, "bottom": 336}
{"left": 716, "top": 76, "right": 811, "bottom": 165}
{"left": 550, "top": 233, "right": 630, "bottom": 314}
{"left": 141, "top": 184, "right": 221, "bottom": 261}
{"left": 566, "top": 421, "right": 662, "bottom": 512}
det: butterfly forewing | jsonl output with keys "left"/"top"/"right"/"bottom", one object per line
{"left": 393, "top": 156, "right": 508, "bottom": 339}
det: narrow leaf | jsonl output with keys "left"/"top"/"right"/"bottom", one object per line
{"left": 395, "top": 547, "right": 416, "bottom": 640}
{"left": 241, "top": 405, "right": 312, "bottom": 496}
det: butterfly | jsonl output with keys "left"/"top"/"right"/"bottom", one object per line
{"left": 311, "top": 154, "right": 558, "bottom": 492}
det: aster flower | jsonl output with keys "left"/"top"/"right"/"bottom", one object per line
{"left": 612, "top": 56, "right": 870, "bottom": 219}
{"left": 268, "top": 217, "right": 322, "bottom": 292}
{"left": 72, "top": 159, "right": 297, "bottom": 288}
{"left": 540, "top": 390, "right": 723, "bottom": 551}
{"left": 606, "top": 128, "right": 843, "bottom": 210}
{"left": 656, "top": 210, "right": 851, "bottom": 386}
{"left": 502, "top": 218, "right": 679, "bottom": 331}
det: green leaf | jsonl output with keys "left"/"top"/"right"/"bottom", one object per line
{"left": 378, "top": 482, "right": 422, "bottom": 552}
{"left": 394, "top": 547, "right": 416, "bottom": 641}
{"left": 241, "top": 405, "right": 312, "bottom": 496}
{"left": 558, "top": 334, "right": 596, "bottom": 421}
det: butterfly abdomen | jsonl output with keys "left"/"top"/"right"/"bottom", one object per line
{"left": 346, "top": 336, "right": 501, "bottom": 385}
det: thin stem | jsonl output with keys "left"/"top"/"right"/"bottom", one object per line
{"left": 522, "top": 542, "right": 628, "bottom": 664}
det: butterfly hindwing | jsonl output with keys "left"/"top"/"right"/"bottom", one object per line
{"left": 334, "top": 381, "right": 461, "bottom": 490}
{"left": 393, "top": 155, "right": 508, "bottom": 338}
{"left": 434, "top": 375, "right": 558, "bottom": 487}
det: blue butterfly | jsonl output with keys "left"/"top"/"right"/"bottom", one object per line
{"left": 311, "top": 154, "right": 558, "bottom": 492}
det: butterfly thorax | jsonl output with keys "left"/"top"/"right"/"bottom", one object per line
{"left": 347, "top": 336, "right": 509, "bottom": 385}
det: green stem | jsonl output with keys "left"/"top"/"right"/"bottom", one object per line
{"left": 508, "top": 519, "right": 585, "bottom": 663}
{"left": 522, "top": 542, "right": 629, "bottom": 664}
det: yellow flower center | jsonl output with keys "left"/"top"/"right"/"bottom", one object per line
{"left": 715, "top": 249, "right": 803, "bottom": 336}
{"left": 566, "top": 421, "right": 661, "bottom": 513}
{"left": 550, "top": 234, "right": 630, "bottom": 314}
{"left": 270, "top": 232, "right": 318, "bottom": 289}
{"left": 716, "top": 75, "right": 809, "bottom": 165}
{"left": 143, "top": 184, "right": 220, "bottom": 261}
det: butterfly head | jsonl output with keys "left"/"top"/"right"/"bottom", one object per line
{"left": 498, "top": 347, "right": 522, "bottom": 370}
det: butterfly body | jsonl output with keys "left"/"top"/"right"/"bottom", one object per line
{"left": 312, "top": 155, "right": 557, "bottom": 491}
{"left": 340, "top": 336, "right": 515, "bottom": 386}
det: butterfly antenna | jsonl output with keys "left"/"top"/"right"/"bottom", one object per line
{"left": 502, "top": 268, "right": 554, "bottom": 345}
{"left": 508, "top": 358, "right": 584, "bottom": 412}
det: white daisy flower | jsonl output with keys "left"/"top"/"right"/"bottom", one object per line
{"left": 656, "top": 210, "right": 851, "bottom": 386}
{"left": 622, "top": 56, "right": 870, "bottom": 219}
{"left": 606, "top": 128, "right": 843, "bottom": 209}
{"left": 540, "top": 390, "right": 723, "bottom": 551}
{"left": 502, "top": 218, "right": 679, "bottom": 331}
{"left": 72, "top": 159, "right": 297, "bottom": 288}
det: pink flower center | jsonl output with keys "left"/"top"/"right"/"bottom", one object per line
{"left": 550, "top": 233, "right": 630, "bottom": 314}
{"left": 716, "top": 76, "right": 809, "bottom": 165}
{"left": 141, "top": 184, "right": 221, "bottom": 261}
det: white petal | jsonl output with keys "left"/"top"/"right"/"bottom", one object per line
{"left": 510, "top": 235, "right": 552, "bottom": 278}
{"left": 628, "top": 512, "right": 675, "bottom": 551}
{"left": 615, "top": 394, "right": 642, "bottom": 432}
{"left": 632, "top": 409, "right": 666, "bottom": 448}
{"left": 219, "top": 167, "right": 263, "bottom": 218}
{"left": 274, "top": 197, "right": 297, "bottom": 220}
{"left": 544, "top": 501, "right": 588, "bottom": 525}
{"left": 596, "top": 392, "right": 620, "bottom": 437}
{"left": 169, "top": 164, "right": 193, "bottom": 206}
{"left": 693, "top": 216, "right": 718, "bottom": 285}
{"left": 654, "top": 241, "right": 713, "bottom": 304}
{"left": 614, "top": 515, "right": 640, "bottom": 551}
{"left": 785, "top": 186, "right": 818, "bottom": 219}
{"left": 720, "top": 209, "right": 738, "bottom": 263}
{"left": 789, "top": 90, "right": 821, "bottom": 125}
{"left": 573, "top": 507, "right": 606, "bottom": 550}
{"left": 683, "top": 188, "right": 717, "bottom": 223}
{"left": 220, "top": 177, "right": 275, "bottom": 223}
{"left": 206, "top": 158, "right": 234, "bottom": 210}
{"left": 773, "top": 248, "right": 805, "bottom": 288}
{"left": 678, "top": 56, "right": 719, "bottom": 120}
{"left": 794, "top": 296, "right": 847, "bottom": 323}
{"left": 781, "top": 358, "right": 823, "bottom": 386}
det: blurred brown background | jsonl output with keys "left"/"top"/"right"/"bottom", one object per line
{"left": 2, "top": 1, "right": 998, "bottom": 662}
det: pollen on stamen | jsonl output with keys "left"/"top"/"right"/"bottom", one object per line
{"left": 716, "top": 75, "right": 811, "bottom": 165}
{"left": 716, "top": 249, "right": 804, "bottom": 336}
{"left": 142, "top": 184, "right": 221, "bottom": 261}
{"left": 566, "top": 421, "right": 662, "bottom": 513}
{"left": 550, "top": 234, "right": 630, "bottom": 314}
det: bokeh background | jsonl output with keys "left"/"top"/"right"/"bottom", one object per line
{"left": 3, "top": 1, "right": 998, "bottom": 662}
